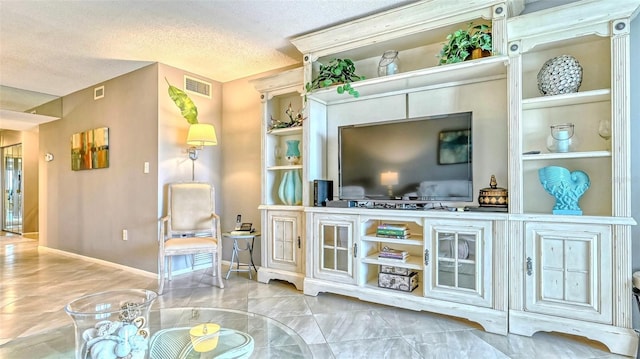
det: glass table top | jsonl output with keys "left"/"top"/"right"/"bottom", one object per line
{"left": 1, "top": 307, "right": 312, "bottom": 359}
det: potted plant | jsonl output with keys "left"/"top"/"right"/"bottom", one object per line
{"left": 438, "top": 23, "right": 492, "bottom": 65}
{"left": 305, "top": 58, "right": 365, "bottom": 98}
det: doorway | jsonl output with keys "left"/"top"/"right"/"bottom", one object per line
{"left": 2, "top": 144, "right": 23, "bottom": 234}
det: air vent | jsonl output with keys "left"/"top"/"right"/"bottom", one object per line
{"left": 184, "top": 76, "right": 211, "bottom": 98}
{"left": 94, "top": 86, "right": 105, "bottom": 100}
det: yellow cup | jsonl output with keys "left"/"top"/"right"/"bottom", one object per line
{"left": 189, "top": 323, "right": 221, "bottom": 353}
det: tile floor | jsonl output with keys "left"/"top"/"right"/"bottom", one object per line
{"left": 0, "top": 235, "right": 631, "bottom": 358}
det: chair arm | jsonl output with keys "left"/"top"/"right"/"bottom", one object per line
{"left": 211, "top": 213, "right": 222, "bottom": 240}
{"left": 158, "top": 216, "right": 169, "bottom": 243}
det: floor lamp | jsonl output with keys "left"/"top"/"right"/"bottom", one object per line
{"left": 187, "top": 123, "right": 217, "bottom": 181}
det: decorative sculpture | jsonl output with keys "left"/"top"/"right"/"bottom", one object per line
{"left": 538, "top": 166, "right": 590, "bottom": 215}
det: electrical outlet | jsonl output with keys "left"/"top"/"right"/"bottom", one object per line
{"left": 122, "top": 229, "right": 128, "bottom": 241}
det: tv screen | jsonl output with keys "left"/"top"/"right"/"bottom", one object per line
{"left": 338, "top": 112, "right": 473, "bottom": 202}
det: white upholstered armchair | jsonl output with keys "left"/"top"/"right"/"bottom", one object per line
{"left": 158, "top": 182, "right": 224, "bottom": 294}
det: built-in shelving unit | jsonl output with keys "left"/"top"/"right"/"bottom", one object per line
{"left": 506, "top": 1, "right": 639, "bottom": 356}
{"left": 253, "top": 0, "right": 640, "bottom": 356}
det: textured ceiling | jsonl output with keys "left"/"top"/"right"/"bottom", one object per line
{"left": 0, "top": 0, "right": 415, "bottom": 116}
{"left": 0, "top": 0, "right": 569, "bottom": 130}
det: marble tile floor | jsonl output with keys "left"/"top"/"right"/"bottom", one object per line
{"left": 0, "top": 235, "right": 631, "bottom": 359}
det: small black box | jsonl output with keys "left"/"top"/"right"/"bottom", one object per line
{"left": 313, "top": 180, "right": 333, "bottom": 207}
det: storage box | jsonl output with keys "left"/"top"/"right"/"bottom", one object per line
{"left": 380, "top": 265, "right": 411, "bottom": 275}
{"left": 378, "top": 271, "right": 418, "bottom": 292}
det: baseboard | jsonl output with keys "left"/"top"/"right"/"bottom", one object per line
{"left": 38, "top": 245, "right": 157, "bottom": 279}
{"left": 37, "top": 246, "right": 239, "bottom": 279}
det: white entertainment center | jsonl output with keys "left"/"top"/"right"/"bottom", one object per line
{"left": 251, "top": 0, "right": 640, "bottom": 356}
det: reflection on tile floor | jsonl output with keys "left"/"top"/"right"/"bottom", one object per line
{"left": 0, "top": 236, "right": 631, "bottom": 358}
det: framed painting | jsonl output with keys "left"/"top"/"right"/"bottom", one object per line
{"left": 438, "top": 129, "right": 471, "bottom": 165}
{"left": 71, "top": 127, "right": 109, "bottom": 171}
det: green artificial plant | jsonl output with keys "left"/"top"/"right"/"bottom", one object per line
{"left": 438, "top": 23, "right": 492, "bottom": 65}
{"left": 305, "top": 58, "right": 365, "bottom": 98}
{"left": 166, "top": 78, "right": 198, "bottom": 124}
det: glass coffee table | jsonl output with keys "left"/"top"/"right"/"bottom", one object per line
{"left": 0, "top": 307, "right": 312, "bottom": 358}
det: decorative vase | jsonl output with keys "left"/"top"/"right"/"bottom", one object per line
{"left": 546, "top": 123, "right": 578, "bottom": 153}
{"left": 278, "top": 169, "right": 302, "bottom": 205}
{"left": 537, "top": 55, "right": 583, "bottom": 96}
{"left": 285, "top": 140, "right": 301, "bottom": 165}
{"left": 65, "top": 289, "right": 157, "bottom": 359}
{"left": 378, "top": 50, "right": 399, "bottom": 76}
{"left": 538, "top": 166, "right": 590, "bottom": 215}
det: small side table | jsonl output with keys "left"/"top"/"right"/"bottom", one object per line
{"left": 223, "top": 232, "right": 259, "bottom": 279}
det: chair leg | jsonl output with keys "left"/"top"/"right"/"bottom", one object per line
{"left": 214, "top": 252, "right": 224, "bottom": 289}
{"left": 158, "top": 256, "right": 165, "bottom": 295}
{"left": 168, "top": 257, "right": 172, "bottom": 282}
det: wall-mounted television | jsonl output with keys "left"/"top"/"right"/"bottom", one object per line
{"left": 338, "top": 112, "right": 473, "bottom": 202}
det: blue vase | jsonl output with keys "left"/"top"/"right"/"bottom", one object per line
{"left": 278, "top": 169, "right": 302, "bottom": 205}
{"left": 285, "top": 140, "right": 301, "bottom": 165}
{"left": 538, "top": 166, "right": 590, "bottom": 215}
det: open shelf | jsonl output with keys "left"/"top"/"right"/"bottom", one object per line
{"left": 522, "top": 150, "right": 610, "bottom": 161}
{"left": 362, "top": 253, "right": 423, "bottom": 270}
{"left": 522, "top": 89, "right": 610, "bottom": 109}
{"left": 361, "top": 234, "right": 423, "bottom": 246}
{"left": 267, "top": 126, "right": 303, "bottom": 136}
{"left": 308, "top": 55, "right": 508, "bottom": 104}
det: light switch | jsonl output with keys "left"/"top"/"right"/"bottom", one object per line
{"left": 144, "top": 162, "right": 149, "bottom": 174}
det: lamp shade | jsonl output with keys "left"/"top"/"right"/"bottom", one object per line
{"left": 187, "top": 123, "right": 217, "bottom": 146}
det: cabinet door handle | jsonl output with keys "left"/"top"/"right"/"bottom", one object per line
{"left": 353, "top": 243, "right": 358, "bottom": 258}
{"left": 526, "top": 257, "right": 533, "bottom": 276}
{"left": 424, "top": 249, "right": 430, "bottom": 266}
{"left": 297, "top": 236, "right": 301, "bottom": 248}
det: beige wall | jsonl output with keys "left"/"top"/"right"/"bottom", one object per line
{"left": 21, "top": 129, "right": 38, "bottom": 233}
{"left": 220, "top": 74, "right": 265, "bottom": 263}
{"left": 39, "top": 64, "right": 161, "bottom": 272}
{"left": 37, "top": 63, "right": 224, "bottom": 273}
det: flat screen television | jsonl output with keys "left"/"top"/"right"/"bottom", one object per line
{"left": 338, "top": 112, "right": 473, "bottom": 202}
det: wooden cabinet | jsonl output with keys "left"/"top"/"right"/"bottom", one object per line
{"left": 304, "top": 208, "right": 509, "bottom": 336}
{"left": 522, "top": 222, "right": 611, "bottom": 323}
{"left": 258, "top": 209, "right": 304, "bottom": 289}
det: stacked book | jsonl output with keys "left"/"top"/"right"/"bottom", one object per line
{"left": 376, "top": 223, "right": 410, "bottom": 239}
{"left": 378, "top": 247, "right": 409, "bottom": 262}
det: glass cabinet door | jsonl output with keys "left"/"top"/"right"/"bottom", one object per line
{"left": 425, "top": 220, "right": 492, "bottom": 307}
{"left": 322, "top": 224, "right": 350, "bottom": 272}
{"left": 436, "top": 231, "right": 477, "bottom": 291}
{"left": 313, "top": 215, "right": 357, "bottom": 284}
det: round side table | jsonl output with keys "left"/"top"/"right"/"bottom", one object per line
{"left": 223, "top": 232, "right": 260, "bottom": 279}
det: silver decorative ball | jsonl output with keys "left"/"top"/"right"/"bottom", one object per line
{"left": 537, "top": 55, "right": 583, "bottom": 96}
